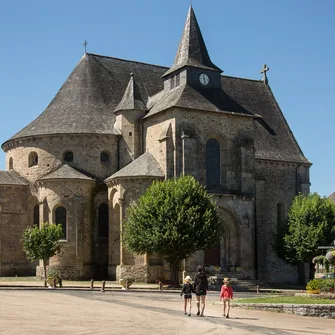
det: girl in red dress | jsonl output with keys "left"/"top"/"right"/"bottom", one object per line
{"left": 220, "top": 277, "right": 233, "bottom": 318}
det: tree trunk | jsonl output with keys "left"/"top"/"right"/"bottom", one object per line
{"left": 297, "top": 262, "right": 305, "bottom": 285}
{"left": 309, "top": 262, "right": 315, "bottom": 281}
{"left": 170, "top": 260, "right": 179, "bottom": 285}
{"left": 43, "top": 259, "right": 47, "bottom": 287}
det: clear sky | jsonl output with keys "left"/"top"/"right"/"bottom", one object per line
{"left": 0, "top": 0, "right": 334, "bottom": 196}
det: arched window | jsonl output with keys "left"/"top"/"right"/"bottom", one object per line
{"left": 276, "top": 202, "right": 285, "bottom": 226}
{"left": 206, "top": 138, "right": 220, "bottom": 186}
{"left": 55, "top": 206, "right": 67, "bottom": 239}
{"left": 9, "top": 157, "right": 13, "bottom": 170}
{"left": 63, "top": 151, "right": 73, "bottom": 163}
{"left": 28, "top": 152, "right": 38, "bottom": 167}
{"left": 33, "top": 204, "right": 39, "bottom": 226}
{"left": 98, "top": 203, "right": 109, "bottom": 238}
{"left": 100, "top": 151, "right": 109, "bottom": 163}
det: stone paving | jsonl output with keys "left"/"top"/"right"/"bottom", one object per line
{"left": 0, "top": 289, "right": 334, "bottom": 335}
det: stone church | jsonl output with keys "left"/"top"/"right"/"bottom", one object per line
{"left": 0, "top": 7, "right": 311, "bottom": 283}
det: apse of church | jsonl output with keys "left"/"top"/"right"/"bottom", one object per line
{"left": 0, "top": 6, "right": 310, "bottom": 284}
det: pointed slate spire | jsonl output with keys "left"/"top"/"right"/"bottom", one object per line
{"left": 163, "top": 6, "right": 222, "bottom": 77}
{"left": 114, "top": 73, "right": 147, "bottom": 112}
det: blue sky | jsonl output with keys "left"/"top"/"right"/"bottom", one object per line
{"left": 0, "top": 0, "right": 334, "bottom": 196}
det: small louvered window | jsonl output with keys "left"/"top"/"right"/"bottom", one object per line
{"left": 100, "top": 151, "right": 109, "bottom": 163}
{"left": 175, "top": 74, "right": 180, "bottom": 87}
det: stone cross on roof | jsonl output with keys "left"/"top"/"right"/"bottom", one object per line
{"left": 83, "top": 39, "right": 88, "bottom": 53}
{"left": 261, "top": 64, "right": 270, "bottom": 84}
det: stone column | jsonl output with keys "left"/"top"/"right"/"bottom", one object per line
{"left": 118, "top": 198, "right": 125, "bottom": 265}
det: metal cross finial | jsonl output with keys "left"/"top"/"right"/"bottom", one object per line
{"left": 83, "top": 39, "right": 88, "bottom": 53}
{"left": 261, "top": 64, "right": 270, "bottom": 84}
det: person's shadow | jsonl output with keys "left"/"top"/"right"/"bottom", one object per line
{"left": 205, "top": 316, "right": 259, "bottom": 320}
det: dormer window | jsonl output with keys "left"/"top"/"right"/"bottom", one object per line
{"left": 63, "top": 151, "right": 73, "bottom": 163}
{"left": 28, "top": 152, "right": 38, "bottom": 167}
{"left": 175, "top": 73, "right": 180, "bottom": 87}
{"left": 170, "top": 74, "right": 180, "bottom": 90}
{"left": 170, "top": 77, "right": 175, "bottom": 89}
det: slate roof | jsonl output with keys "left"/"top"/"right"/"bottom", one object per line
{"left": 329, "top": 193, "right": 335, "bottom": 203}
{"left": 3, "top": 7, "right": 309, "bottom": 164}
{"left": 114, "top": 73, "right": 147, "bottom": 112}
{"left": 145, "top": 81, "right": 254, "bottom": 118}
{"left": 105, "top": 151, "right": 164, "bottom": 181}
{"left": 38, "top": 165, "right": 95, "bottom": 181}
{"left": 220, "top": 76, "right": 309, "bottom": 163}
{"left": 163, "top": 6, "right": 222, "bottom": 77}
{"left": 0, "top": 171, "right": 28, "bottom": 186}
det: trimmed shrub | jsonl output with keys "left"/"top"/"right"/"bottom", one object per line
{"left": 306, "top": 278, "right": 334, "bottom": 293}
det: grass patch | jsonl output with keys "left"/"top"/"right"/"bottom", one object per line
{"left": 0, "top": 277, "right": 40, "bottom": 282}
{"left": 234, "top": 296, "right": 335, "bottom": 304}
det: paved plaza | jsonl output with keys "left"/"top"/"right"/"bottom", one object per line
{"left": 0, "top": 289, "right": 334, "bottom": 335}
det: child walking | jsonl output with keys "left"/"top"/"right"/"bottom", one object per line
{"left": 180, "top": 275, "right": 194, "bottom": 316}
{"left": 220, "top": 277, "right": 233, "bottom": 318}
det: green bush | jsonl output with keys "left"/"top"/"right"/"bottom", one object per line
{"left": 306, "top": 279, "right": 321, "bottom": 292}
{"left": 306, "top": 278, "right": 334, "bottom": 293}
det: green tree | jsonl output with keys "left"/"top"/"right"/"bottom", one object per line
{"left": 22, "top": 222, "right": 63, "bottom": 286}
{"left": 279, "top": 193, "right": 335, "bottom": 280}
{"left": 122, "top": 175, "right": 223, "bottom": 283}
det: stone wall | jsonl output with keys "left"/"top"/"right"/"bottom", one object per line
{"left": 4, "top": 134, "right": 118, "bottom": 182}
{"left": 37, "top": 179, "right": 95, "bottom": 279}
{"left": 255, "top": 160, "right": 300, "bottom": 283}
{"left": 36, "top": 265, "right": 94, "bottom": 280}
{"left": 0, "top": 185, "right": 36, "bottom": 276}
{"left": 232, "top": 303, "right": 335, "bottom": 319}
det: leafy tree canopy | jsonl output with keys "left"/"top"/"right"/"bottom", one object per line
{"left": 122, "top": 175, "right": 223, "bottom": 268}
{"left": 281, "top": 193, "right": 335, "bottom": 265}
{"left": 22, "top": 222, "right": 63, "bottom": 284}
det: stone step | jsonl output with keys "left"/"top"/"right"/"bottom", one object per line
{"left": 208, "top": 275, "right": 268, "bottom": 292}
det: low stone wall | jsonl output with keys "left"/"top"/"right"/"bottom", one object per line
{"left": 36, "top": 265, "right": 94, "bottom": 280}
{"left": 232, "top": 303, "right": 335, "bottom": 318}
{"left": 0, "top": 264, "right": 36, "bottom": 277}
{"left": 116, "top": 265, "right": 163, "bottom": 283}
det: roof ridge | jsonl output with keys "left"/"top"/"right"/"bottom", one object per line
{"left": 87, "top": 53, "right": 169, "bottom": 70}
{"left": 221, "top": 74, "right": 262, "bottom": 83}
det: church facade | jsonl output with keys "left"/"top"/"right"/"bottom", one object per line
{"left": 0, "top": 7, "right": 311, "bottom": 283}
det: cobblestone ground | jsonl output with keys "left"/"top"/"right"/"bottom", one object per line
{"left": 0, "top": 290, "right": 334, "bottom": 335}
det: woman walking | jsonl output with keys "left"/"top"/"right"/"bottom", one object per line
{"left": 194, "top": 265, "right": 208, "bottom": 316}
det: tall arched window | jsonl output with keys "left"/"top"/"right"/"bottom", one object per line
{"left": 55, "top": 206, "right": 67, "bottom": 239}
{"left": 28, "top": 152, "right": 38, "bottom": 167}
{"left": 206, "top": 138, "right": 220, "bottom": 186}
{"left": 33, "top": 204, "right": 39, "bottom": 226}
{"left": 63, "top": 151, "right": 73, "bottom": 163}
{"left": 98, "top": 203, "right": 109, "bottom": 238}
{"left": 9, "top": 157, "right": 13, "bottom": 170}
{"left": 276, "top": 202, "right": 285, "bottom": 226}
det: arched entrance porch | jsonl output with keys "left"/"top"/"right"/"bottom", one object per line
{"left": 204, "top": 207, "right": 240, "bottom": 272}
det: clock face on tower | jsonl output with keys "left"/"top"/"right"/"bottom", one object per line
{"left": 199, "top": 73, "right": 209, "bottom": 85}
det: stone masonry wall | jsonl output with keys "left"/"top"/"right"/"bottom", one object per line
{"left": 4, "top": 134, "right": 118, "bottom": 182}
{"left": 37, "top": 179, "right": 95, "bottom": 279}
{"left": 255, "top": 159, "right": 299, "bottom": 283}
{"left": 175, "top": 109, "right": 254, "bottom": 192}
{"left": 0, "top": 185, "right": 36, "bottom": 276}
